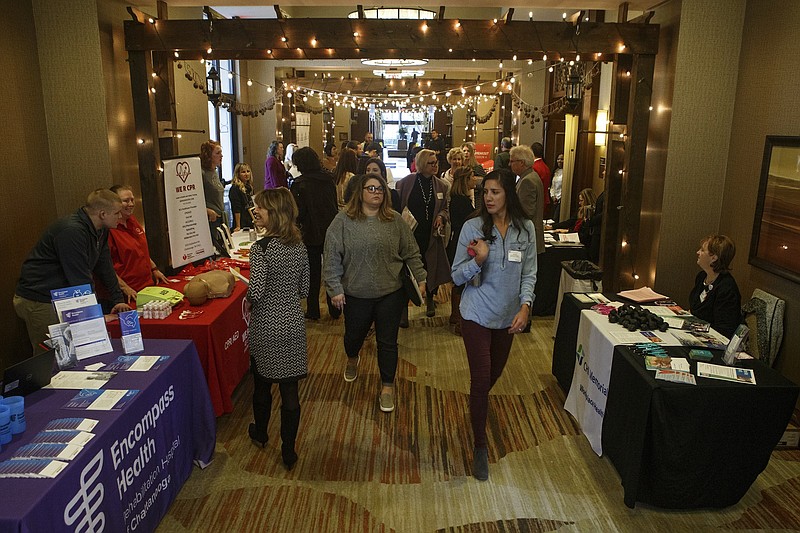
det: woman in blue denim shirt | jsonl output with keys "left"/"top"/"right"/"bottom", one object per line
{"left": 451, "top": 169, "right": 538, "bottom": 481}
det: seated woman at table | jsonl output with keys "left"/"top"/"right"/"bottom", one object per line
{"left": 107, "top": 185, "right": 168, "bottom": 303}
{"left": 546, "top": 188, "right": 597, "bottom": 247}
{"left": 246, "top": 188, "right": 310, "bottom": 470}
{"left": 689, "top": 234, "right": 742, "bottom": 339}
{"left": 229, "top": 163, "right": 255, "bottom": 231}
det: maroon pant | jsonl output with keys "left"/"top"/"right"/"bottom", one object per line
{"left": 461, "top": 319, "right": 515, "bottom": 448}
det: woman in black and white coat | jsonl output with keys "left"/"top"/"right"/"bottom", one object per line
{"left": 246, "top": 187, "right": 310, "bottom": 470}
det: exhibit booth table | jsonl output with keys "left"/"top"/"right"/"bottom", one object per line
{"left": 603, "top": 345, "right": 799, "bottom": 509}
{"left": 108, "top": 277, "right": 251, "bottom": 416}
{"left": 532, "top": 243, "right": 587, "bottom": 316}
{"left": 552, "top": 293, "right": 799, "bottom": 508}
{"left": 0, "top": 339, "right": 216, "bottom": 532}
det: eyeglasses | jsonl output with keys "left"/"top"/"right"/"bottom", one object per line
{"left": 427, "top": 160, "right": 439, "bottom": 166}
{"left": 363, "top": 185, "right": 385, "bottom": 193}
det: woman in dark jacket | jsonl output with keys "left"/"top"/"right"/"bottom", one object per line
{"left": 689, "top": 234, "right": 742, "bottom": 338}
{"left": 290, "top": 147, "right": 340, "bottom": 320}
{"left": 549, "top": 188, "right": 596, "bottom": 250}
{"left": 446, "top": 167, "right": 481, "bottom": 335}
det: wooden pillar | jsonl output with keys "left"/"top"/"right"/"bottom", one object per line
{"left": 602, "top": 53, "right": 655, "bottom": 291}
{"left": 128, "top": 49, "right": 170, "bottom": 271}
{"left": 155, "top": 0, "right": 178, "bottom": 159}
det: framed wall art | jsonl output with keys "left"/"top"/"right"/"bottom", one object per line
{"left": 749, "top": 136, "right": 800, "bottom": 283}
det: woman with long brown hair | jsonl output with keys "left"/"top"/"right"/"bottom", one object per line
{"left": 246, "top": 188, "right": 309, "bottom": 470}
{"left": 229, "top": 163, "right": 255, "bottom": 231}
{"left": 333, "top": 147, "right": 359, "bottom": 209}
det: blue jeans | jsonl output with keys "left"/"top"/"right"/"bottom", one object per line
{"left": 343, "top": 288, "right": 405, "bottom": 384}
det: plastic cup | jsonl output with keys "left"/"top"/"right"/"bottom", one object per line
{"left": 1, "top": 396, "right": 25, "bottom": 435}
{"left": 0, "top": 405, "right": 9, "bottom": 446}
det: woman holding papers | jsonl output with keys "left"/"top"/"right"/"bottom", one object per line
{"left": 323, "top": 173, "right": 426, "bottom": 414}
{"left": 451, "top": 169, "right": 537, "bottom": 481}
{"left": 246, "top": 188, "right": 309, "bottom": 470}
{"left": 547, "top": 188, "right": 596, "bottom": 247}
{"left": 689, "top": 234, "right": 742, "bottom": 338}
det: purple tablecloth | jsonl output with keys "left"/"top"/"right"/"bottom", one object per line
{"left": 0, "top": 339, "right": 216, "bottom": 532}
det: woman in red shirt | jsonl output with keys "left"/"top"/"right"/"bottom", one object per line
{"left": 108, "top": 185, "right": 168, "bottom": 303}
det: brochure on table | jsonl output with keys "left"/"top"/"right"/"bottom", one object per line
{"left": 50, "top": 285, "right": 112, "bottom": 360}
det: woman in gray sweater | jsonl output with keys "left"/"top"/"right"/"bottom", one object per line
{"left": 324, "top": 173, "right": 426, "bottom": 413}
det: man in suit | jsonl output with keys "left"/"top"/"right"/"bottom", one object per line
{"left": 510, "top": 145, "right": 545, "bottom": 255}
{"left": 494, "top": 137, "right": 513, "bottom": 171}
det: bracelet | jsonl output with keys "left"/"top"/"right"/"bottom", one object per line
{"left": 151, "top": 267, "right": 159, "bottom": 272}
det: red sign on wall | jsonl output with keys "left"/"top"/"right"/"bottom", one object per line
{"left": 474, "top": 143, "right": 493, "bottom": 163}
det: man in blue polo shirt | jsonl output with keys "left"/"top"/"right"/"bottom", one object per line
{"left": 14, "top": 189, "right": 131, "bottom": 353}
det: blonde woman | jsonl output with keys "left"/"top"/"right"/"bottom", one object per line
{"left": 441, "top": 147, "right": 465, "bottom": 186}
{"left": 229, "top": 163, "right": 255, "bottom": 231}
{"left": 246, "top": 188, "right": 310, "bottom": 470}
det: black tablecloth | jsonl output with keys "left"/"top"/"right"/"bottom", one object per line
{"left": 602, "top": 345, "right": 799, "bottom": 509}
{"left": 552, "top": 293, "right": 596, "bottom": 391}
{"left": 532, "top": 245, "right": 586, "bottom": 316}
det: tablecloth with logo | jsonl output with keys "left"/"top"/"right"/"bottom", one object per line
{"left": 107, "top": 278, "right": 251, "bottom": 416}
{"left": 0, "top": 338, "right": 215, "bottom": 532}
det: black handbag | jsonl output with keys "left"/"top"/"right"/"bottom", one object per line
{"left": 400, "top": 262, "right": 423, "bottom": 306}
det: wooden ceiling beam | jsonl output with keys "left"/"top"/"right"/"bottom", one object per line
{"left": 125, "top": 18, "right": 659, "bottom": 60}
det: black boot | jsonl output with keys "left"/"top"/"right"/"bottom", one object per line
{"left": 280, "top": 406, "right": 301, "bottom": 470}
{"left": 426, "top": 294, "right": 436, "bottom": 317}
{"left": 250, "top": 375, "right": 272, "bottom": 447}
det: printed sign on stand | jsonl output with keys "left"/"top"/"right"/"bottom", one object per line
{"left": 163, "top": 156, "right": 214, "bottom": 268}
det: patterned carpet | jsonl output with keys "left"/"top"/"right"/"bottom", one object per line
{"left": 157, "top": 292, "right": 800, "bottom": 532}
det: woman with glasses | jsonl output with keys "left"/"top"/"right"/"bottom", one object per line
{"left": 323, "top": 173, "right": 426, "bottom": 413}
{"left": 395, "top": 149, "right": 451, "bottom": 320}
{"left": 451, "top": 169, "right": 537, "bottom": 481}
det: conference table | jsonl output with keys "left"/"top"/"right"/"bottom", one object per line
{"left": 0, "top": 339, "right": 216, "bottom": 532}
{"left": 603, "top": 344, "right": 798, "bottom": 508}
{"left": 108, "top": 275, "right": 251, "bottom": 416}
{"left": 532, "top": 243, "right": 586, "bottom": 316}
{"left": 552, "top": 293, "right": 799, "bottom": 508}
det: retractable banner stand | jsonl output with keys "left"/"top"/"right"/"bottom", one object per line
{"left": 163, "top": 156, "right": 214, "bottom": 268}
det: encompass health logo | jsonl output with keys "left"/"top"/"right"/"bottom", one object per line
{"left": 64, "top": 450, "right": 105, "bottom": 532}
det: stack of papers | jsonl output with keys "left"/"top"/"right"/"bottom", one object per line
{"left": 0, "top": 418, "right": 100, "bottom": 478}
{"left": 617, "top": 287, "right": 668, "bottom": 303}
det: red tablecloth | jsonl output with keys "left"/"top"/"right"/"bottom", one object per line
{"left": 108, "top": 277, "right": 251, "bottom": 416}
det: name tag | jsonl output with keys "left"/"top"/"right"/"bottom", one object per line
{"left": 436, "top": 192, "right": 444, "bottom": 200}
{"left": 508, "top": 250, "right": 522, "bottom": 262}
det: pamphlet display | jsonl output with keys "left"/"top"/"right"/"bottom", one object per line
{"left": 163, "top": 155, "right": 215, "bottom": 268}
{"left": 118, "top": 310, "right": 144, "bottom": 354}
{"left": 49, "top": 285, "right": 112, "bottom": 360}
